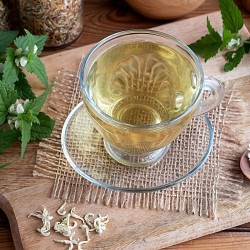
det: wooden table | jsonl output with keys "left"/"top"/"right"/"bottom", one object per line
{"left": 1, "top": 0, "right": 250, "bottom": 249}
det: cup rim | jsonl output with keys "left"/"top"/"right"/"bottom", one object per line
{"left": 80, "top": 29, "right": 204, "bottom": 130}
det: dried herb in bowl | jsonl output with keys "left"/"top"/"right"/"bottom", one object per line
{"left": 0, "top": 0, "right": 10, "bottom": 30}
{"left": 18, "top": 0, "right": 84, "bottom": 48}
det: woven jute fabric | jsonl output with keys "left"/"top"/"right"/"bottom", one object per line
{"left": 34, "top": 70, "right": 245, "bottom": 218}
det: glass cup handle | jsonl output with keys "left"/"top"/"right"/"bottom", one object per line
{"left": 195, "top": 76, "right": 225, "bottom": 116}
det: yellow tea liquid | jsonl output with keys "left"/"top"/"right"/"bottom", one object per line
{"left": 84, "top": 41, "right": 199, "bottom": 152}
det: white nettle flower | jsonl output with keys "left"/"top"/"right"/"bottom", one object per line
{"left": 8, "top": 100, "right": 26, "bottom": 129}
{"left": 8, "top": 118, "right": 14, "bottom": 129}
{"left": 14, "top": 120, "right": 20, "bottom": 129}
{"left": 33, "top": 45, "right": 38, "bottom": 54}
{"left": 16, "top": 103, "right": 24, "bottom": 114}
{"left": 227, "top": 38, "right": 241, "bottom": 50}
{"left": 218, "top": 29, "right": 241, "bottom": 50}
{"left": 9, "top": 100, "right": 19, "bottom": 113}
{"left": 25, "top": 44, "right": 38, "bottom": 54}
{"left": 20, "top": 56, "right": 28, "bottom": 67}
{"left": 7, "top": 116, "right": 18, "bottom": 129}
{"left": 15, "top": 45, "right": 38, "bottom": 67}
{"left": 9, "top": 100, "right": 26, "bottom": 114}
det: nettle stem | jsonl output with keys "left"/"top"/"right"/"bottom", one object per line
{"left": 243, "top": 40, "right": 250, "bottom": 44}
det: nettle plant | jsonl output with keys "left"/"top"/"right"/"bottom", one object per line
{"left": 189, "top": 0, "right": 250, "bottom": 72}
{"left": 0, "top": 30, "right": 55, "bottom": 166}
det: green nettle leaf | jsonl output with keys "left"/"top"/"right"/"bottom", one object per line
{"left": 224, "top": 46, "right": 245, "bottom": 71}
{"left": 21, "top": 120, "right": 31, "bottom": 159}
{"left": 0, "top": 30, "right": 19, "bottom": 53}
{"left": 0, "top": 29, "right": 54, "bottom": 159}
{"left": 24, "top": 29, "right": 36, "bottom": 54}
{"left": 14, "top": 72, "right": 36, "bottom": 100}
{"left": 14, "top": 29, "right": 34, "bottom": 53}
{"left": 0, "top": 57, "right": 5, "bottom": 65}
{"left": 30, "top": 112, "right": 55, "bottom": 140}
{"left": 207, "top": 17, "right": 222, "bottom": 40}
{"left": 14, "top": 30, "right": 47, "bottom": 55}
{"left": 25, "top": 83, "right": 53, "bottom": 115}
{"left": 3, "top": 48, "right": 20, "bottom": 85}
{"left": 218, "top": 0, "right": 243, "bottom": 33}
{"left": 221, "top": 28, "right": 233, "bottom": 50}
{"left": 25, "top": 55, "right": 48, "bottom": 88}
{"left": 34, "top": 34, "right": 48, "bottom": 55}
{"left": 18, "top": 110, "right": 40, "bottom": 124}
{"left": 0, "top": 129, "right": 20, "bottom": 153}
{"left": 224, "top": 50, "right": 236, "bottom": 61}
{"left": 14, "top": 34, "right": 28, "bottom": 51}
{"left": 0, "top": 82, "right": 18, "bottom": 125}
{"left": 30, "top": 114, "right": 40, "bottom": 124}
{"left": 189, "top": 0, "right": 247, "bottom": 72}
{"left": 189, "top": 34, "right": 223, "bottom": 62}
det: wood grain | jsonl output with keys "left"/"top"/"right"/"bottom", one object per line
{"left": 0, "top": 230, "right": 15, "bottom": 250}
{"left": 1, "top": 0, "right": 250, "bottom": 249}
{"left": 168, "top": 232, "right": 250, "bottom": 249}
{"left": 0, "top": 210, "right": 14, "bottom": 249}
{"left": 2, "top": 227, "right": 250, "bottom": 250}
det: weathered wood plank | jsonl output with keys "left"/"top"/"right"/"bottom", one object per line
{"left": 1, "top": 0, "right": 250, "bottom": 249}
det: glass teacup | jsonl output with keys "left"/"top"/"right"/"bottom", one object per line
{"left": 80, "top": 30, "right": 224, "bottom": 167}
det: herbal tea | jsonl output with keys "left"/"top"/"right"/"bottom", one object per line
{"left": 80, "top": 31, "right": 223, "bottom": 166}
{"left": 87, "top": 41, "right": 198, "bottom": 125}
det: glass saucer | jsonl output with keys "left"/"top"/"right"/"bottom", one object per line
{"left": 61, "top": 102, "right": 214, "bottom": 193}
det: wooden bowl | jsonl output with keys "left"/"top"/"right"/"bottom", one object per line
{"left": 125, "top": 0, "right": 205, "bottom": 20}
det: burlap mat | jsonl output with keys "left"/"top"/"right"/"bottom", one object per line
{"left": 34, "top": 70, "right": 246, "bottom": 218}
